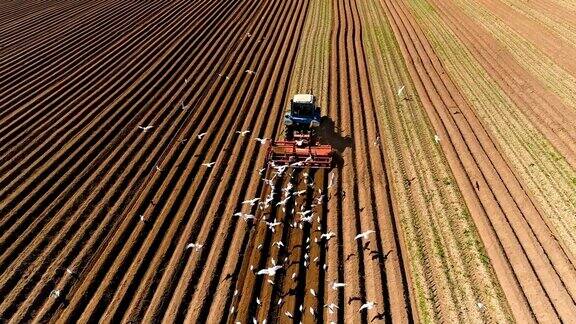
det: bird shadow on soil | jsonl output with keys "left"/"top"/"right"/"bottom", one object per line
{"left": 317, "top": 116, "right": 353, "bottom": 169}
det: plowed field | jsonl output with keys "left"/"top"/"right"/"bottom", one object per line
{"left": 1, "top": 0, "right": 574, "bottom": 323}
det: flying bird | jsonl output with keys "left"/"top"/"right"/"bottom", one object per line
{"left": 320, "top": 231, "right": 336, "bottom": 241}
{"left": 355, "top": 230, "right": 376, "bottom": 241}
{"left": 254, "top": 137, "right": 269, "bottom": 144}
{"left": 197, "top": 132, "right": 207, "bottom": 139}
{"left": 397, "top": 85, "right": 406, "bottom": 97}
{"left": 181, "top": 101, "right": 190, "bottom": 110}
{"left": 359, "top": 301, "right": 376, "bottom": 312}
{"left": 242, "top": 197, "right": 261, "bottom": 206}
{"left": 276, "top": 196, "right": 291, "bottom": 206}
{"left": 236, "top": 130, "right": 251, "bottom": 136}
{"left": 138, "top": 125, "right": 153, "bottom": 132}
{"left": 242, "top": 214, "right": 256, "bottom": 222}
{"left": 202, "top": 162, "right": 216, "bottom": 168}
{"left": 324, "top": 303, "right": 339, "bottom": 314}
{"left": 266, "top": 220, "right": 282, "bottom": 232}
{"left": 292, "top": 189, "right": 306, "bottom": 196}
{"left": 257, "top": 265, "right": 282, "bottom": 276}
{"left": 186, "top": 242, "right": 203, "bottom": 251}
{"left": 434, "top": 134, "right": 440, "bottom": 143}
{"left": 50, "top": 289, "right": 61, "bottom": 299}
{"left": 332, "top": 282, "right": 346, "bottom": 290}
{"left": 245, "top": 69, "right": 256, "bottom": 75}
{"left": 328, "top": 172, "right": 335, "bottom": 189}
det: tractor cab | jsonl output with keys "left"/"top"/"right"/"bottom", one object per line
{"left": 284, "top": 94, "right": 321, "bottom": 130}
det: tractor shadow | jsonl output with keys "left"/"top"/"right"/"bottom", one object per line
{"left": 318, "top": 116, "right": 353, "bottom": 169}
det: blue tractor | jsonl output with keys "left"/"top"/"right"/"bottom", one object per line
{"left": 266, "top": 93, "right": 333, "bottom": 169}
{"left": 284, "top": 93, "right": 321, "bottom": 144}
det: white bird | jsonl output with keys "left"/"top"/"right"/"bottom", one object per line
{"left": 273, "top": 241, "right": 285, "bottom": 248}
{"left": 186, "top": 242, "right": 203, "bottom": 251}
{"left": 197, "top": 132, "right": 207, "bottom": 139}
{"left": 245, "top": 69, "right": 256, "bottom": 75}
{"left": 234, "top": 213, "right": 255, "bottom": 222}
{"left": 324, "top": 303, "right": 339, "bottom": 314}
{"left": 298, "top": 210, "right": 313, "bottom": 216}
{"left": 328, "top": 172, "right": 335, "bottom": 189}
{"left": 236, "top": 130, "right": 251, "bottom": 136}
{"left": 258, "top": 168, "right": 266, "bottom": 176}
{"left": 332, "top": 282, "right": 346, "bottom": 290}
{"left": 320, "top": 231, "right": 336, "bottom": 241}
{"left": 284, "top": 311, "right": 293, "bottom": 319}
{"left": 185, "top": 78, "right": 189, "bottom": 84}
{"left": 276, "top": 196, "right": 291, "bottom": 206}
{"left": 155, "top": 165, "right": 164, "bottom": 172}
{"left": 66, "top": 268, "right": 75, "bottom": 275}
{"left": 434, "top": 134, "right": 440, "bottom": 143}
{"left": 300, "top": 215, "right": 313, "bottom": 223}
{"left": 292, "top": 189, "right": 306, "bottom": 196}
{"left": 242, "top": 198, "right": 261, "bottom": 206}
{"left": 359, "top": 301, "right": 376, "bottom": 312}
{"left": 181, "top": 101, "right": 190, "bottom": 110}
{"left": 477, "top": 302, "right": 484, "bottom": 309}
{"left": 254, "top": 137, "right": 269, "bottom": 144}
{"left": 50, "top": 289, "right": 61, "bottom": 299}
{"left": 310, "top": 288, "right": 316, "bottom": 297}
{"left": 257, "top": 265, "right": 282, "bottom": 276}
{"left": 295, "top": 139, "right": 304, "bottom": 146}
{"left": 138, "top": 125, "right": 153, "bottom": 132}
{"left": 202, "top": 162, "right": 216, "bottom": 168}
{"left": 230, "top": 306, "right": 235, "bottom": 314}
{"left": 256, "top": 297, "right": 261, "bottom": 305}
{"left": 397, "top": 85, "right": 406, "bottom": 97}
{"left": 274, "top": 165, "right": 288, "bottom": 174}
{"left": 139, "top": 215, "right": 147, "bottom": 223}
{"left": 262, "top": 178, "right": 274, "bottom": 186}
{"left": 355, "top": 230, "right": 376, "bottom": 241}
{"left": 266, "top": 220, "right": 282, "bottom": 232}
{"left": 309, "top": 307, "right": 316, "bottom": 317}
